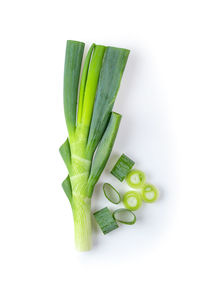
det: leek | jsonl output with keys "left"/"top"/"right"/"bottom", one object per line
{"left": 103, "top": 183, "right": 121, "bottom": 204}
{"left": 141, "top": 183, "right": 159, "bottom": 203}
{"left": 111, "top": 154, "right": 135, "bottom": 181}
{"left": 123, "top": 191, "right": 142, "bottom": 211}
{"left": 93, "top": 207, "right": 119, "bottom": 234}
{"left": 60, "top": 40, "right": 130, "bottom": 251}
{"left": 113, "top": 208, "right": 136, "bottom": 225}
{"left": 126, "top": 169, "right": 146, "bottom": 188}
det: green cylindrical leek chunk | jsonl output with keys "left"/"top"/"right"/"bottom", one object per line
{"left": 123, "top": 191, "right": 142, "bottom": 211}
{"left": 111, "top": 154, "right": 135, "bottom": 182}
{"left": 93, "top": 207, "right": 118, "bottom": 234}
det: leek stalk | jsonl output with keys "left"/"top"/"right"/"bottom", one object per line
{"left": 60, "top": 40, "right": 130, "bottom": 251}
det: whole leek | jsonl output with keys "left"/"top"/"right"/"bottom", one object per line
{"left": 60, "top": 40, "right": 130, "bottom": 251}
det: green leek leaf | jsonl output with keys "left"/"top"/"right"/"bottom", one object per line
{"left": 87, "top": 112, "right": 121, "bottom": 196}
{"left": 62, "top": 176, "right": 72, "bottom": 204}
{"left": 59, "top": 138, "right": 71, "bottom": 172}
{"left": 77, "top": 43, "right": 95, "bottom": 125}
{"left": 87, "top": 47, "right": 130, "bottom": 153}
{"left": 81, "top": 45, "right": 106, "bottom": 128}
{"left": 64, "top": 40, "right": 85, "bottom": 137}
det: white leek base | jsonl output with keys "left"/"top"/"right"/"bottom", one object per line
{"left": 72, "top": 196, "right": 92, "bottom": 251}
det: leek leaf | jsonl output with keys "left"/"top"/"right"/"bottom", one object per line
{"left": 64, "top": 40, "right": 85, "bottom": 137}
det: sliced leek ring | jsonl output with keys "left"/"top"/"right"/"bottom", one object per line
{"left": 126, "top": 169, "right": 146, "bottom": 188}
{"left": 123, "top": 191, "right": 142, "bottom": 211}
{"left": 141, "top": 183, "right": 159, "bottom": 203}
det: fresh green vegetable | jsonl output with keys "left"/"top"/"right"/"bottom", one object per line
{"left": 103, "top": 183, "right": 121, "bottom": 204}
{"left": 60, "top": 40, "right": 130, "bottom": 251}
{"left": 62, "top": 176, "right": 72, "bottom": 204}
{"left": 141, "top": 183, "right": 159, "bottom": 203}
{"left": 123, "top": 191, "right": 142, "bottom": 211}
{"left": 113, "top": 208, "right": 136, "bottom": 225}
{"left": 93, "top": 207, "right": 119, "bottom": 234}
{"left": 126, "top": 169, "right": 146, "bottom": 188}
{"left": 111, "top": 154, "right": 135, "bottom": 181}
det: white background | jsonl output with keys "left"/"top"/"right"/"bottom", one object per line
{"left": 0, "top": 0, "right": 200, "bottom": 280}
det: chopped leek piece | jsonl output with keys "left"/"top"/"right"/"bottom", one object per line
{"left": 113, "top": 208, "right": 136, "bottom": 225}
{"left": 93, "top": 207, "right": 118, "bottom": 234}
{"left": 123, "top": 191, "right": 142, "bottom": 211}
{"left": 103, "top": 183, "right": 121, "bottom": 204}
{"left": 111, "top": 154, "right": 135, "bottom": 182}
{"left": 141, "top": 183, "right": 159, "bottom": 203}
{"left": 126, "top": 169, "right": 146, "bottom": 188}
